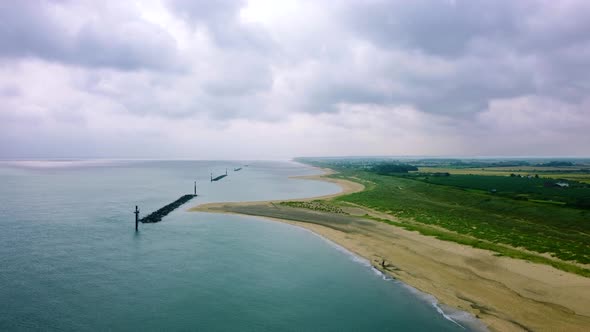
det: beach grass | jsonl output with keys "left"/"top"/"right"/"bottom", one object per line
{"left": 363, "top": 215, "right": 590, "bottom": 277}
{"left": 329, "top": 171, "right": 590, "bottom": 267}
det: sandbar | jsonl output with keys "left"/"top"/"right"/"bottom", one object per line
{"left": 190, "top": 167, "right": 590, "bottom": 331}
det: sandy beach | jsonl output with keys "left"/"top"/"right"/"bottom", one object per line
{"left": 190, "top": 168, "right": 590, "bottom": 331}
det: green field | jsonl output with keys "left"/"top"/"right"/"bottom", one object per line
{"left": 295, "top": 157, "right": 590, "bottom": 273}
{"left": 407, "top": 174, "right": 590, "bottom": 208}
{"left": 417, "top": 166, "right": 590, "bottom": 184}
{"left": 327, "top": 170, "right": 590, "bottom": 266}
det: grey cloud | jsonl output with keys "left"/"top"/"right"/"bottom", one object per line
{"left": 167, "top": 0, "right": 244, "bottom": 22}
{"left": 0, "top": 85, "right": 21, "bottom": 97}
{"left": 0, "top": 1, "right": 180, "bottom": 71}
{"left": 0, "top": 1, "right": 68, "bottom": 59}
{"left": 345, "top": 0, "right": 526, "bottom": 57}
{"left": 166, "top": 0, "right": 273, "bottom": 50}
{"left": 2, "top": 0, "right": 590, "bottom": 158}
{"left": 202, "top": 52, "right": 274, "bottom": 97}
{"left": 345, "top": 0, "right": 590, "bottom": 62}
{"left": 319, "top": 0, "right": 590, "bottom": 115}
{"left": 72, "top": 18, "right": 180, "bottom": 71}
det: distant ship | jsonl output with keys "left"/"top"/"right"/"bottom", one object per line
{"left": 234, "top": 167, "right": 242, "bottom": 171}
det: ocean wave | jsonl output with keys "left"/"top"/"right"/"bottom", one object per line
{"left": 401, "top": 284, "right": 488, "bottom": 332}
{"left": 293, "top": 224, "right": 488, "bottom": 331}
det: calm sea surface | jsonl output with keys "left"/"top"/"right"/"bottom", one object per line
{"left": 0, "top": 160, "right": 475, "bottom": 331}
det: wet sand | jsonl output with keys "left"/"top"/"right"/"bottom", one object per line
{"left": 190, "top": 168, "right": 590, "bottom": 331}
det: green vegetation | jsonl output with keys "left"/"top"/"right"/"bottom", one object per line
{"left": 371, "top": 163, "right": 418, "bottom": 175}
{"left": 365, "top": 216, "right": 590, "bottom": 277}
{"left": 417, "top": 166, "right": 590, "bottom": 184}
{"left": 540, "top": 161, "right": 575, "bottom": 167}
{"left": 279, "top": 200, "right": 347, "bottom": 214}
{"left": 406, "top": 174, "right": 590, "bottom": 209}
{"left": 296, "top": 157, "right": 590, "bottom": 271}
{"left": 335, "top": 172, "right": 590, "bottom": 264}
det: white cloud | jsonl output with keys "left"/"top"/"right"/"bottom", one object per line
{"left": 1, "top": 0, "right": 589, "bottom": 158}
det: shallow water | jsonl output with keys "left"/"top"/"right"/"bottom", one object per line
{"left": 0, "top": 160, "right": 473, "bottom": 331}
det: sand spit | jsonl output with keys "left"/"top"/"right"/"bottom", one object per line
{"left": 190, "top": 168, "right": 590, "bottom": 331}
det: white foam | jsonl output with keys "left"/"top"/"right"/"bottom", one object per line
{"left": 290, "top": 223, "right": 488, "bottom": 331}
{"left": 401, "top": 284, "right": 489, "bottom": 331}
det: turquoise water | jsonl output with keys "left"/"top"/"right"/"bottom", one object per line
{"left": 0, "top": 160, "right": 474, "bottom": 331}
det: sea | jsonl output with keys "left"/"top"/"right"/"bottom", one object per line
{"left": 0, "top": 160, "right": 482, "bottom": 331}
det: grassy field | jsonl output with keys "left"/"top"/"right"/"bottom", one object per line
{"left": 330, "top": 171, "right": 590, "bottom": 265}
{"left": 417, "top": 166, "right": 590, "bottom": 183}
{"left": 406, "top": 174, "right": 590, "bottom": 208}
{"left": 279, "top": 200, "right": 347, "bottom": 214}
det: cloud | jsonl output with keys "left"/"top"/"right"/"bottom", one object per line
{"left": 1, "top": 0, "right": 589, "bottom": 158}
{"left": 0, "top": 1, "right": 180, "bottom": 71}
{"left": 337, "top": 0, "right": 590, "bottom": 115}
{"left": 344, "top": 0, "right": 525, "bottom": 56}
{"left": 471, "top": 96, "right": 590, "bottom": 155}
{"left": 165, "top": 0, "right": 272, "bottom": 50}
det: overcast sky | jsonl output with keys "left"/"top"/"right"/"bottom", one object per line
{"left": 1, "top": 0, "right": 589, "bottom": 159}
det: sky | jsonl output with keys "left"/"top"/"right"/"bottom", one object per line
{"left": 1, "top": 0, "right": 589, "bottom": 160}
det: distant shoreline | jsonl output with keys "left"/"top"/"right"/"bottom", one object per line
{"left": 190, "top": 166, "right": 590, "bottom": 331}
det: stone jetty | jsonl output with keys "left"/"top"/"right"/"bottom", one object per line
{"left": 140, "top": 194, "right": 197, "bottom": 223}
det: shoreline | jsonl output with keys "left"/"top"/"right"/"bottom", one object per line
{"left": 278, "top": 216, "right": 487, "bottom": 331}
{"left": 190, "top": 167, "right": 590, "bottom": 331}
